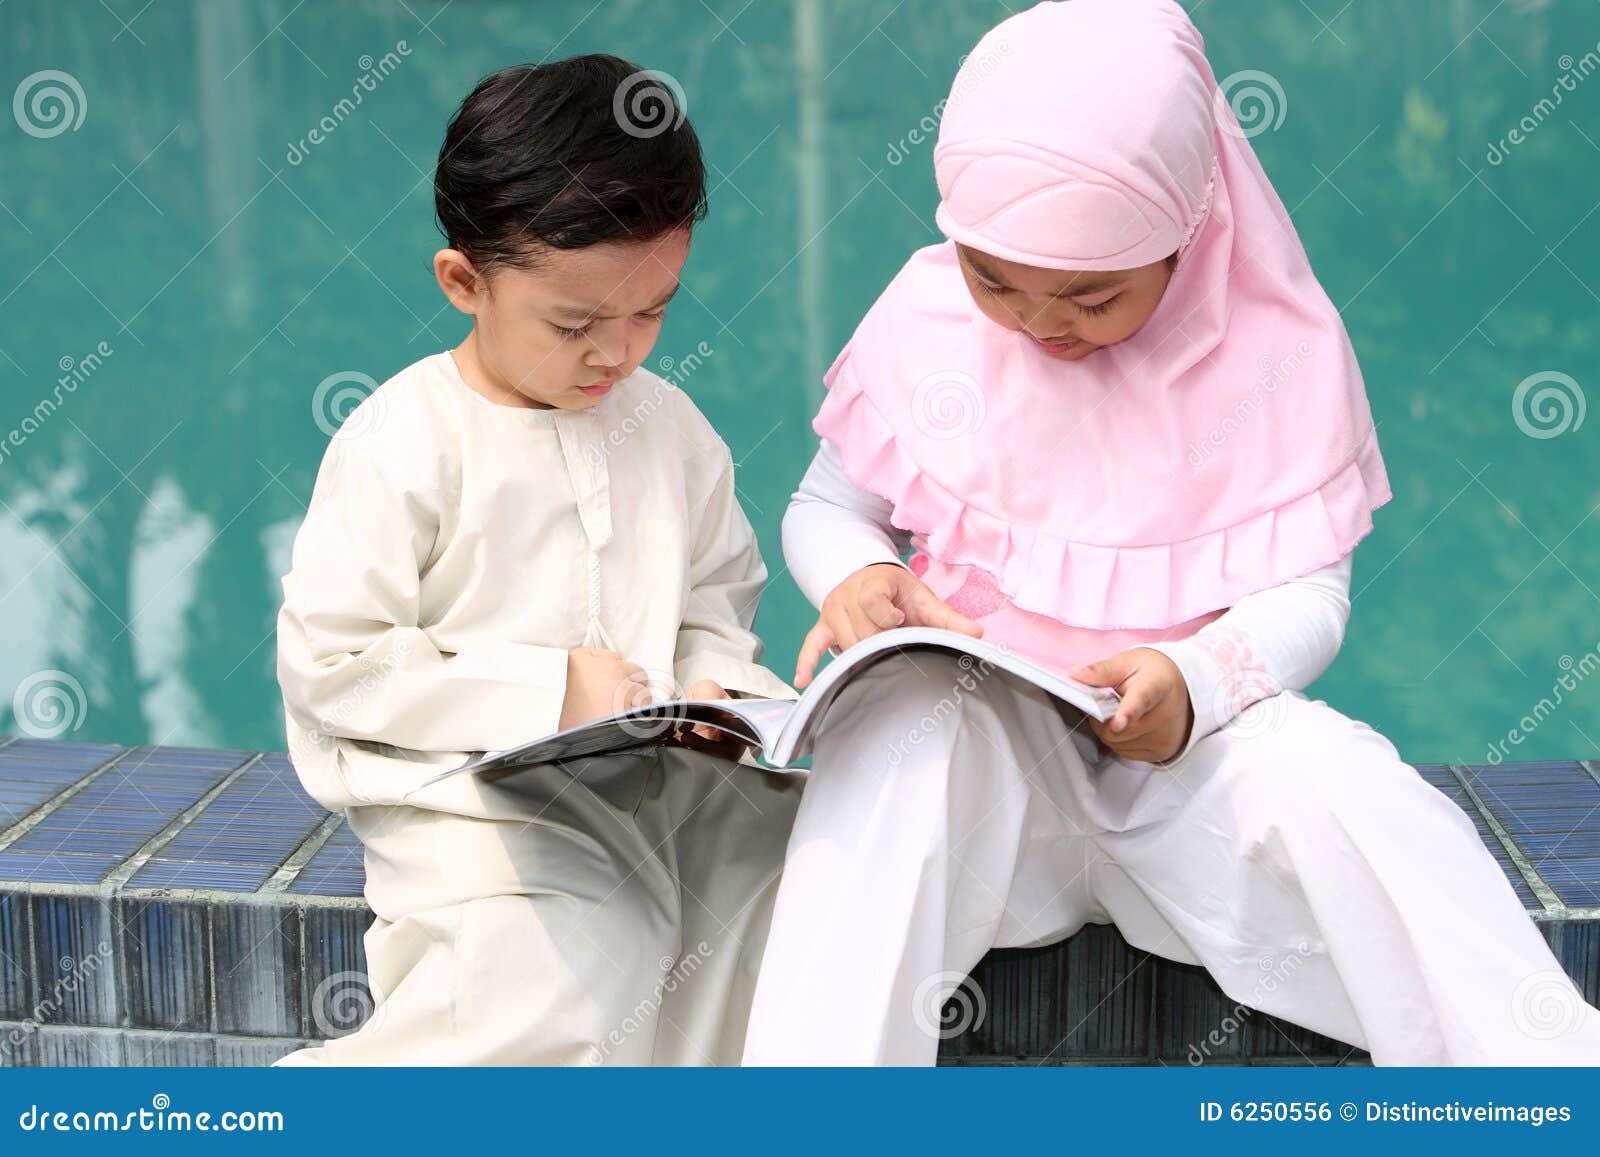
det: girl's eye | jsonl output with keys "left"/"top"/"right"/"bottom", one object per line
{"left": 552, "top": 322, "right": 591, "bottom": 339}
{"left": 1075, "top": 295, "right": 1120, "bottom": 317}
{"left": 978, "top": 280, "right": 1010, "bottom": 296}
{"left": 636, "top": 310, "right": 666, "bottom": 323}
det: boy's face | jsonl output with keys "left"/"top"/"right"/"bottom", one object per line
{"left": 436, "top": 228, "right": 690, "bottom": 410}
{"left": 954, "top": 243, "right": 1174, "bottom": 362}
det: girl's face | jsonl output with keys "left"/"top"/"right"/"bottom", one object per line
{"left": 955, "top": 243, "right": 1175, "bottom": 362}
{"left": 434, "top": 228, "right": 689, "bottom": 409}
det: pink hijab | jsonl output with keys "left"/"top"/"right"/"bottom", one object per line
{"left": 813, "top": 0, "right": 1389, "bottom": 671}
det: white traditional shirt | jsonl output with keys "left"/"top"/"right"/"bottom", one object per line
{"left": 277, "top": 350, "right": 794, "bottom": 815}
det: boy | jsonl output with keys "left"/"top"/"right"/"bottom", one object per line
{"left": 272, "top": 55, "right": 800, "bottom": 1065}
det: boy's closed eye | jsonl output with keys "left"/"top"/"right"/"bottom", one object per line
{"left": 550, "top": 307, "right": 668, "bottom": 341}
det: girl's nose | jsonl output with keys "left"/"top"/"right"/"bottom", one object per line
{"left": 1018, "top": 308, "right": 1074, "bottom": 344}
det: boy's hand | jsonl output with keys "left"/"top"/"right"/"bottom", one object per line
{"left": 668, "top": 678, "right": 749, "bottom": 761}
{"left": 795, "top": 563, "right": 983, "bottom": 688}
{"left": 559, "top": 647, "right": 652, "bottom": 730}
{"left": 1069, "top": 648, "right": 1194, "bottom": 764}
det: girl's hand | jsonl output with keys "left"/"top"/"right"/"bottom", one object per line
{"left": 1069, "top": 648, "right": 1194, "bottom": 764}
{"left": 559, "top": 647, "right": 651, "bottom": 730}
{"left": 670, "top": 678, "right": 749, "bottom": 761}
{"left": 795, "top": 563, "right": 983, "bottom": 688}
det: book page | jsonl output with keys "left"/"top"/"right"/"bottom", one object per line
{"left": 773, "top": 627, "right": 1120, "bottom": 765}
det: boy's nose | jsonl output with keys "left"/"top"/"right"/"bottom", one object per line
{"left": 583, "top": 333, "right": 629, "bottom": 368}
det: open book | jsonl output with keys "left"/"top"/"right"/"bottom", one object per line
{"left": 414, "top": 627, "right": 1121, "bottom": 789}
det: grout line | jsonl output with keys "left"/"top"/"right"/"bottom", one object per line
{"left": 258, "top": 809, "right": 349, "bottom": 896}
{"left": 102, "top": 754, "right": 263, "bottom": 893}
{"left": 1447, "top": 762, "right": 1566, "bottom": 915}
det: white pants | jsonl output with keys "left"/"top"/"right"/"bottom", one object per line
{"left": 273, "top": 747, "right": 802, "bottom": 1065}
{"left": 741, "top": 655, "right": 1600, "bottom": 1065}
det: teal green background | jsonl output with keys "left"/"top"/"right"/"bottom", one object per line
{"left": 1, "top": 1, "right": 1597, "bottom": 765}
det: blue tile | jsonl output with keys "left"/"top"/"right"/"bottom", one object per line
{"left": 0, "top": 850, "right": 123, "bottom": 887}
{"left": 32, "top": 895, "right": 118, "bottom": 1026}
{"left": 126, "top": 860, "right": 274, "bottom": 892}
{"left": 300, "top": 905, "right": 374, "bottom": 1039}
{"left": 123, "top": 1029, "right": 216, "bottom": 1066}
{"left": 0, "top": 1019, "right": 39, "bottom": 1066}
{"left": 0, "top": 891, "right": 32, "bottom": 1021}
{"left": 1556, "top": 921, "right": 1600, "bottom": 1007}
{"left": 119, "top": 896, "right": 209, "bottom": 1032}
{"left": 213, "top": 902, "right": 299, "bottom": 1037}
{"left": 36, "top": 1024, "right": 123, "bottom": 1065}
{"left": 216, "top": 1035, "right": 307, "bottom": 1066}
{"left": 1157, "top": 960, "right": 1248, "bottom": 1064}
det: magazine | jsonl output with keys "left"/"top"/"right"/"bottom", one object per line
{"left": 412, "top": 627, "right": 1120, "bottom": 787}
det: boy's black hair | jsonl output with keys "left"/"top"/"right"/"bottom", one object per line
{"left": 434, "top": 55, "right": 707, "bottom": 271}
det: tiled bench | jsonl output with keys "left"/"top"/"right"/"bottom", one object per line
{"left": 0, "top": 735, "right": 1596, "bottom": 1066}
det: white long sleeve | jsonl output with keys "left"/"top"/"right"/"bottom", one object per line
{"left": 674, "top": 451, "right": 801, "bottom": 699}
{"left": 782, "top": 437, "right": 1353, "bottom": 764}
{"left": 277, "top": 423, "right": 570, "bottom": 757}
{"left": 1140, "top": 554, "right": 1352, "bottom": 763}
{"left": 782, "top": 439, "right": 912, "bottom": 607}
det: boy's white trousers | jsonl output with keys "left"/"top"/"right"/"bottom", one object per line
{"left": 741, "top": 655, "right": 1600, "bottom": 1066}
{"left": 272, "top": 746, "right": 802, "bottom": 1065}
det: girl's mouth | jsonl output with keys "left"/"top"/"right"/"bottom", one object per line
{"left": 1029, "top": 334, "right": 1080, "bottom": 353}
{"left": 577, "top": 380, "right": 615, "bottom": 397}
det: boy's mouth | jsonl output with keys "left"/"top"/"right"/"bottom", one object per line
{"left": 577, "top": 380, "right": 616, "bottom": 397}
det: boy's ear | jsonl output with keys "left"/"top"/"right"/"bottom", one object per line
{"left": 433, "top": 248, "right": 482, "bottom": 315}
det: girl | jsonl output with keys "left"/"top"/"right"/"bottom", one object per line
{"left": 742, "top": 0, "right": 1600, "bottom": 1065}
{"left": 272, "top": 57, "right": 800, "bottom": 1065}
